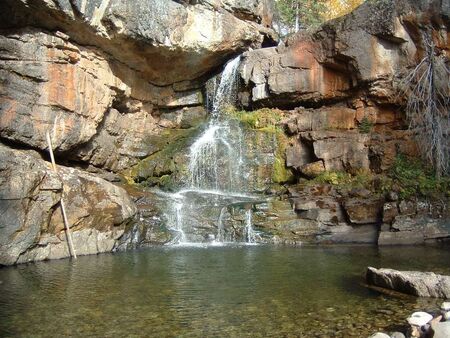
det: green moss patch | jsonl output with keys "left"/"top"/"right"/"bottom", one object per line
{"left": 225, "top": 107, "right": 284, "bottom": 130}
{"left": 122, "top": 127, "right": 201, "bottom": 189}
{"left": 305, "top": 155, "right": 450, "bottom": 200}
{"left": 309, "top": 169, "right": 374, "bottom": 190}
{"left": 226, "top": 107, "right": 295, "bottom": 185}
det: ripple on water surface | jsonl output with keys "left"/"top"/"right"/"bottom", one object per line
{"left": 0, "top": 245, "right": 449, "bottom": 337}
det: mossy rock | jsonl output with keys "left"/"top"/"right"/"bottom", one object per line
{"left": 122, "top": 126, "right": 202, "bottom": 189}
{"left": 272, "top": 129, "right": 295, "bottom": 184}
{"left": 225, "top": 107, "right": 284, "bottom": 130}
{"left": 227, "top": 107, "right": 295, "bottom": 186}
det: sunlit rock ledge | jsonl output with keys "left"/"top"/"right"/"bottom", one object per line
{"left": 0, "top": 0, "right": 276, "bottom": 86}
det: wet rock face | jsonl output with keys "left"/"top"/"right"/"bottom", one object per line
{"left": 0, "top": 144, "right": 137, "bottom": 265}
{"left": 0, "top": 0, "right": 274, "bottom": 86}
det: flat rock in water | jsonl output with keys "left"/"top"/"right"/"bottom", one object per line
{"left": 366, "top": 267, "right": 450, "bottom": 298}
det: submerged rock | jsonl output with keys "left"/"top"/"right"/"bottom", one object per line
{"left": 366, "top": 267, "right": 450, "bottom": 298}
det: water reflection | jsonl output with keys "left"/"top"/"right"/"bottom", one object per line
{"left": 0, "top": 245, "right": 449, "bottom": 337}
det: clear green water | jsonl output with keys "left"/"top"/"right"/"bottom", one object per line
{"left": 1, "top": 245, "right": 449, "bottom": 338}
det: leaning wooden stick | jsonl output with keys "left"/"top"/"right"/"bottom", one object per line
{"left": 45, "top": 131, "right": 77, "bottom": 259}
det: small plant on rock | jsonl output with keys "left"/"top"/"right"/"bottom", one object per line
{"left": 358, "top": 116, "right": 373, "bottom": 134}
{"left": 390, "top": 154, "right": 450, "bottom": 199}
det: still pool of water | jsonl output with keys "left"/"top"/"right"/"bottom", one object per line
{"left": 1, "top": 245, "right": 449, "bottom": 337}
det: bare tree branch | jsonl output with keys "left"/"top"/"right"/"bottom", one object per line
{"left": 397, "top": 31, "right": 450, "bottom": 178}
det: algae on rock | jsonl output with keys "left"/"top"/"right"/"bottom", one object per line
{"left": 123, "top": 127, "right": 203, "bottom": 190}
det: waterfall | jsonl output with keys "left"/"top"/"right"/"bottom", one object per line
{"left": 245, "top": 209, "right": 256, "bottom": 244}
{"left": 164, "top": 55, "right": 258, "bottom": 245}
{"left": 212, "top": 55, "right": 241, "bottom": 117}
{"left": 188, "top": 55, "right": 244, "bottom": 192}
{"left": 216, "top": 207, "right": 227, "bottom": 243}
{"left": 175, "top": 202, "right": 187, "bottom": 243}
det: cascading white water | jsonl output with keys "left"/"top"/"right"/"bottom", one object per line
{"left": 175, "top": 202, "right": 187, "bottom": 243}
{"left": 188, "top": 55, "right": 243, "bottom": 192}
{"left": 165, "top": 55, "right": 257, "bottom": 245}
{"left": 216, "top": 206, "right": 227, "bottom": 243}
{"left": 245, "top": 209, "right": 256, "bottom": 244}
{"left": 212, "top": 55, "right": 241, "bottom": 117}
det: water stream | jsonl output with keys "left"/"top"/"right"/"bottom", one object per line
{"left": 165, "top": 55, "right": 259, "bottom": 245}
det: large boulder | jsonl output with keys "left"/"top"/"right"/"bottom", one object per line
{"left": 0, "top": 143, "right": 137, "bottom": 265}
{"left": 366, "top": 267, "right": 450, "bottom": 298}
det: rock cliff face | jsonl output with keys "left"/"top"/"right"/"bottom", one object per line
{"left": 0, "top": 0, "right": 274, "bottom": 265}
{"left": 0, "top": 0, "right": 274, "bottom": 171}
{"left": 240, "top": 0, "right": 449, "bottom": 108}
{"left": 237, "top": 0, "right": 449, "bottom": 245}
{"left": 0, "top": 0, "right": 448, "bottom": 264}
{"left": 0, "top": 0, "right": 274, "bottom": 85}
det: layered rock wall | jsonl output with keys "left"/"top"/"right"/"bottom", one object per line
{"left": 236, "top": 0, "right": 449, "bottom": 245}
{"left": 0, "top": 0, "right": 274, "bottom": 85}
{"left": 0, "top": 0, "right": 448, "bottom": 264}
{"left": 0, "top": 0, "right": 274, "bottom": 264}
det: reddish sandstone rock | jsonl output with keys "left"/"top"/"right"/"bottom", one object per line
{"left": 0, "top": 0, "right": 275, "bottom": 86}
{"left": 239, "top": 0, "right": 449, "bottom": 108}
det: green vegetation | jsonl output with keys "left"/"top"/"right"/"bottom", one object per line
{"left": 226, "top": 107, "right": 283, "bottom": 130}
{"left": 358, "top": 116, "right": 373, "bottom": 134}
{"left": 389, "top": 154, "right": 450, "bottom": 199}
{"left": 227, "top": 107, "right": 295, "bottom": 184}
{"left": 274, "top": 0, "right": 365, "bottom": 33}
{"left": 275, "top": 0, "right": 326, "bottom": 32}
{"left": 310, "top": 169, "right": 374, "bottom": 190}
{"left": 122, "top": 127, "right": 201, "bottom": 189}
{"left": 273, "top": 131, "right": 296, "bottom": 184}
{"left": 306, "top": 155, "right": 450, "bottom": 200}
